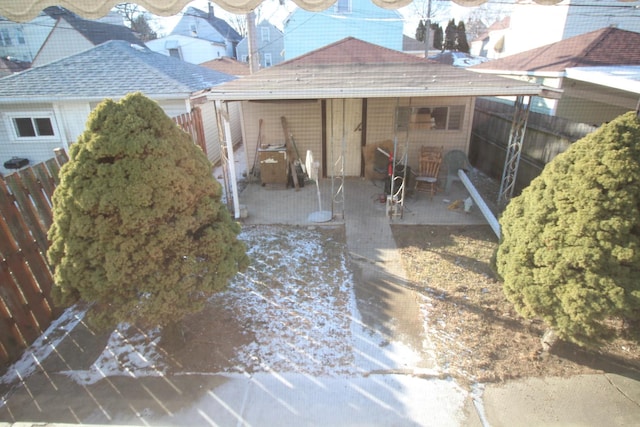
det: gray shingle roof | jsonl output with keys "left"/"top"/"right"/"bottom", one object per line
{"left": 44, "top": 6, "right": 145, "bottom": 48}
{"left": 0, "top": 40, "right": 236, "bottom": 101}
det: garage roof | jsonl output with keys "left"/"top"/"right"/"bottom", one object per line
{"left": 205, "top": 38, "right": 548, "bottom": 101}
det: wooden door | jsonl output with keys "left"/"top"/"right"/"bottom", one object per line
{"left": 327, "top": 99, "right": 363, "bottom": 177}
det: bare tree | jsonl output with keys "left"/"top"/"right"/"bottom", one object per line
{"left": 465, "top": 1, "right": 514, "bottom": 41}
{"left": 114, "top": 3, "right": 158, "bottom": 41}
{"left": 407, "top": 0, "right": 450, "bottom": 55}
{"left": 228, "top": 13, "right": 248, "bottom": 37}
{"left": 409, "top": 0, "right": 450, "bottom": 30}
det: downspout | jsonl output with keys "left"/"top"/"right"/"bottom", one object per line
{"left": 215, "top": 99, "right": 240, "bottom": 219}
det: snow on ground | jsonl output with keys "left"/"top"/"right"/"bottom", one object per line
{"left": 1, "top": 214, "right": 471, "bottom": 425}
{"left": 0, "top": 305, "right": 86, "bottom": 386}
{"left": 213, "top": 225, "right": 357, "bottom": 375}
{"left": 61, "top": 324, "right": 165, "bottom": 385}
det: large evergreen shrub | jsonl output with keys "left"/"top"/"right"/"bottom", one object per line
{"left": 48, "top": 92, "right": 249, "bottom": 329}
{"left": 496, "top": 111, "right": 640, "bottom": 345}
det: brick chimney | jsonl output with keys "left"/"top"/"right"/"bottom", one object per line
{"left": 208, "top": 2, "right": 214, "bottom": 19}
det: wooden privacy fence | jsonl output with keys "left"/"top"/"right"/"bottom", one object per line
{"left": 172, "top": 107, "right": 207, "bottom": 155}
{"left": 0, "top": 149, "right": 69, "bottom": 367}
{"left": 470, "top": 98, "right": 597, "bottom": 197}
{"left": 1, "top": 113, "right": 209, "bottom": 367}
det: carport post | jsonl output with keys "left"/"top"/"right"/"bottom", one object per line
{"left": 215, "top": 100, "right": 241, "bottom": 219}
{"left": 498, "top": 95, "right": 531, "bottom": 205}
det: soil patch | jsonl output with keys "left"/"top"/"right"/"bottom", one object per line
{"left": 392, "top": 224, "right": 640, "bottom": 386}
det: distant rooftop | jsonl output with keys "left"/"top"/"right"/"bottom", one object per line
{"left": 43, "top": 6, "right": 145, "bottom": 48}
{"left": 472, "top": 27, "right": 640, "bottom": 74}
{"left": 200, "top": 57, "right": 250, "bottom": 76}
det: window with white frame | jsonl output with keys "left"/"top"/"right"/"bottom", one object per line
{"left": 261, "top": 27, "right": 270, "bottom": 42}
{"left": 263, "top": 53, "right": 272, "bottom": 67}
{"left": 396, "top": 105, "right": 465, "bottom": 131}
{"left": 9, "top": 114, "right": 59, "bottom": 140}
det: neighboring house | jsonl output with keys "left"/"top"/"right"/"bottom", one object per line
{"left": 470, "top": 27, "right": 640, "bottom": 123}
{"left": 0, "top": 56, "right": 29, "bottom": 77}
{"left": 146, "top": 34, "right": 227, "bottom": 64}
{"left": 200, "top": 56, "right": 250, "bottom": 76}
{"left": 204, "top": 37, "right": 544, "bottom": 216}
{"left": 168, "top": 4, "right": 241, "bottom": 59}
{"left": 470, "top": 16, "right": 510, "bottom": 59}
{"left": 282, "top": 0, "right": 404, "bottom": 60}
{"left": 31, "top": 6, "right": 144, "bottom": 67}
{"left": 495, "top": 0, "right": 640, "bottom": 57}
{"left": 236, "top": 20, "right": 284, "bottom": 68}
{"left": 0, "top": 40, "right": 238, "bottom": 175}
{"left": 402, "top": 35, "right": 426, "bottom": 57}
{"left": 0, "top": 11, "right": 56, "bottom": 62}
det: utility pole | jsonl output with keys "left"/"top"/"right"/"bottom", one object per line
{"left": 246, "top": 10, "right": 259, "bottom": 74}
{"left": 424, "top": 0, "right": 432, "bottom": 59}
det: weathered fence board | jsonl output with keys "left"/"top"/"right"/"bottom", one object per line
{"left": 0, "top": 151, "right": 67, "bottom": 367}
{"left": 172, "top": 108, "right": 207, "bottom": 155}
{"left": 470, "top": 98, "right": 597, "bottom": 198}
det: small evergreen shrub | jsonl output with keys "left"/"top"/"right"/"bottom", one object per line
{"left": 48, "top": 92, "right": 249, "bottom": 329}
{"left": 496, "top": 111, "right": 640, "bottom": 345}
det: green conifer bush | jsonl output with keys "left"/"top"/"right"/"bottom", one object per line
{"left": 496, "top": 111, "right": 640, "bottom": 345}
{"left": 47, "top": 93, "right": 249, "bottom": 329}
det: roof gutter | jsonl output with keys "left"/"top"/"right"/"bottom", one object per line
{"left": 205, "top": 87, "right": 545, "bottom": 102}
{"left": 469, "top": 68, "right": 566, "bottom": 79}
{"left": 0, "top": 93, "right": 195, "bottom": 104}
{"left": 565, "top": 68, "right": 640, "bottom": 95}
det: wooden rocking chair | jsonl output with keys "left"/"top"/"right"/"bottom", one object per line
{"left": 415, "top": 146, "right": 443, "bottom": 198}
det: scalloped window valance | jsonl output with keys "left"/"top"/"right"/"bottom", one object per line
{"left": 0, "top": 0, "right": 579, "bottom": 22}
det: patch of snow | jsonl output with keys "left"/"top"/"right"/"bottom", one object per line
{"left": 61, "top": 324, "right": 165, "bottom": 385}
{"left": 0, "top": 305, "right": 86, "bottom": 386}
{"left": 214, "top": 226, "right": 356, "bottom": 375}
{"left": 1, "top": 225, "right": 470, "bottom": 425}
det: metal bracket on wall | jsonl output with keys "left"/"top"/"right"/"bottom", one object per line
{"left": 498, "top": 95, "right": 531, "bottom": 206}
